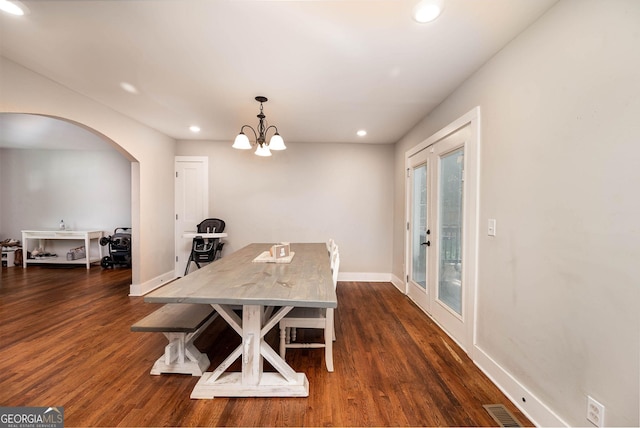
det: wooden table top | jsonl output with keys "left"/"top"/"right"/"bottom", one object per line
{"left": 145, "top": 243, "right": 336, "bottom": 308}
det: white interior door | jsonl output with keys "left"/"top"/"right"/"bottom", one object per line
{"left": 405, "top": 109, "right": 479, "bottom": 352}
{"left": 175, "top": 156, "right": 208, "bottom": 277}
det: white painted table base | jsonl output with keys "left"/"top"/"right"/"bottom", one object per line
{"left": 191, "top": 304, "right": 308, "bottom": 398}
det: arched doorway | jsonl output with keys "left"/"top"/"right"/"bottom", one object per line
{"left": 0, "top": 113, "right": 140, "bottom": 283}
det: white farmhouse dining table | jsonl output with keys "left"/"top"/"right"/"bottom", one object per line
{"left": 144, "top": 242, "right": 336, "bottom": 399}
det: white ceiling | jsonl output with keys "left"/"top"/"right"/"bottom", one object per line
{"left": 0, "top": 0, "right": 558, "bottom": 148}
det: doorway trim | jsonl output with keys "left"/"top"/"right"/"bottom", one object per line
{"left": 404, "top": 106, "right": 480, "bottom": 355}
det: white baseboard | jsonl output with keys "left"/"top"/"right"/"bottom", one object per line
{"left": 473, "top": 344, "right": 569, "bottom": 427}
{"left": 389, "top": 274, "right": 405, "bottom": 292}
{"left": 129, "top": 270, "right": 176, "bottom": 296}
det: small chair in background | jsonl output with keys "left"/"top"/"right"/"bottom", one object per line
{"left": 184, "top": 218, "right": 225, "bottom": 276}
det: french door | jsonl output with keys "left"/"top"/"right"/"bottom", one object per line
{"left": 406, "top": 111, "right": 479, "bottom": 352}
{"left": 408, "top": 148, "right": 430, "bottom": 311}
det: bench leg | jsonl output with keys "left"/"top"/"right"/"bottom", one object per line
{"left": 150, "top": 332, "right": 210, "bottom": 376}
{"left": 149, "top": 314, "right": 217, "bottom": 376}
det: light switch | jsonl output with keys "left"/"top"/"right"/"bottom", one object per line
{"left": 488, "top": 219, "right": 496, "bottom": 236}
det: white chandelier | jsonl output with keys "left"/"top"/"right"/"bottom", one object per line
{"left": 232, "top": 96, "right": 286, "bottom": 157}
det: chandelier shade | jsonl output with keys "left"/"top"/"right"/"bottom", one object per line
{"left": 268, "top": 133, "right": 286, "bottom": 150}
{"left": 233, "top": 96, "right": 286, "bottom": 155}
{"left": 232, "top": 132, "right": 252, "bottom": 150}
{"left": 255, "top": 145, "right": 272, "bottom": 157}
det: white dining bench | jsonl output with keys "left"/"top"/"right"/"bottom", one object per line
{"left": 131, "top": 303, "right": 217, "bottom": 376}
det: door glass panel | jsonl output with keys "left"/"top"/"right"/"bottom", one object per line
{"left": 438, "top": 149, "right": 464, "bottom": 314}
{"left": 411, "top": 164, "right": 427, "bottom": 289}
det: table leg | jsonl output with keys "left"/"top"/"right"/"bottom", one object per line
{"left": 22, "top": 232, "right": 27, "bottom": 268}
{"left": 98, "top": 232, "right": 103, "bottom": 262}
{"left": 242, "top": 305, "right": 262, "bottom": 385}
{"left": 190, "top": 304, "right": 309, "bottom": 399}
{"left": 85, "top": 235, "right": 91, "bottom": 269}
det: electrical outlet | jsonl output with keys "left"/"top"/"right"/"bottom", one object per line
{"left": 587, "top": 395, "right": 605, "bottom": 427}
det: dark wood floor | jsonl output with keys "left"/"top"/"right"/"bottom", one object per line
{"left": 0, "top": 265, "right": 531, "bottom": 427}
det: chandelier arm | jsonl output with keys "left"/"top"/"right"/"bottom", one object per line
{"left": 264, "top": 125, "right": 279, "bottom": 140}
{"left": 240, "top": 125, "right": 258, "bottom": 144}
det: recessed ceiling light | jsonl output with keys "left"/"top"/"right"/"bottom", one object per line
{"left": 120, "top": 82, "right": 138, "bottom": 94}
{"left": 0, "top": 0, "right": 25, "bottom": 16}
{"left": 413, "top": 0, "right": 444, "bottom": 23}
{"left": 189, "top": 125, "right": 201, "bottom": 133}
{"left": 357, "top": 130, "right": 367, "bottom": 137}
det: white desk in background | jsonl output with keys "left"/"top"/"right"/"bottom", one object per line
{"left": 21, "top": 230, "right": 103, "bottom": 269}
{"left": 145, "top": 242, "right": 336, "bottom": 399}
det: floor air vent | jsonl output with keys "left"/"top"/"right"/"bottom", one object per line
{"left": 483, "top": 404, "right": 523, "bottom": 427}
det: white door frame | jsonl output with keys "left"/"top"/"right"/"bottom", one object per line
{"left": 404, "top": 107, "right": 480, "bottom": 354}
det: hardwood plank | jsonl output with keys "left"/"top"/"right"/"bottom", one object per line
{"left": 0, "top": 266, "right": 531, "bottom": 426}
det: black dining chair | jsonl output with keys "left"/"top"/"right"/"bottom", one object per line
{"left": 184, "top": 218, "right": 225, "bottom": 276}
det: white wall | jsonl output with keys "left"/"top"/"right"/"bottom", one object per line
{"left": 393, "top": 0, "right": 639, "bottom": 426}
{"left": 0, "top": 57, "right": 177, "bottom": 288}
{"left": 176, "top": 140, "right": 394, "bottom": 276}
{"left": 0, "top": 148, "right": 131, "bottom": 245}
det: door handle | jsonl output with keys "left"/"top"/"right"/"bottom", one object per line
{"left": 421, "top": 241, "right": 430, "bottom": 247}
